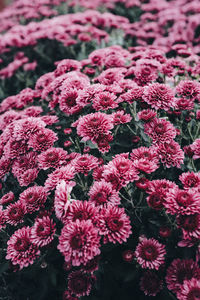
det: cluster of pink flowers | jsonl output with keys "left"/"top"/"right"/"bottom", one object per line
{"left": 0, "top": 14, "right": 199, "bottom": 298}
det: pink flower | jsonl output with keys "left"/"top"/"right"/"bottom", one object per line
{"left": 164, "top": 188, "right": 200, "bottom": 215}
{"left": 37, "top": 147, "right": 68, "bottom": 170}
{"left": 71, "top": 154, "right": 99, "bottom": 175}
{"left": 135, "top": 236, "right": 166, "bottom": 270}
{"left": 5, "top": 201, "right": 26, "bottom": 226}
{"left": 59, "top": 88, "right": 81, "bottom": 116}
{"left": 177, "top": 278, "right": 200, "bottom": 300}
{"left": 176, "top": 80, "right": 200, "bottom": 100}
{"left": 54, "top": 59, "right": 81, "bottom": 76}
{"left": 67, "top": 270, "right": 94, "bottom": 297}
{"left": 140, "top": 271, "right": 163, "bottom": 296}
{"left": 166, "top": 259, "right": 200, "bottom": 295}
{"left": 137, "top": 109, "right": 157, "bottom": 122}
{"left": 144, "top": 118, "right": 177, "bottom": 144}
{"left": 75, "top": 112, "right": 113, "bottom": 143}
{"left": 92, "top": 91, "right": 118, "bottom": 111}
{"left": 112, "top": 110, "right": 132, "bottom": 125}
{"left": 0, "top": 205, "right": 6, "bottom": 230}
{"left": 143, "top": 83, "right": 175, "bottom": 111}
{"left": 97, "top": 204, "right": 132, "bottom": 244}
{"left": 17, "top": 168, "right": 39, "bottom": 187}
{"left": 0, "top": 192, "right": 15, "bottom": 206}
{"left": 54, "top": 180, "right": 75, "bottom": 221}
{"left": 176, "top": 214, "right": 200, "bottom": 239}
{"left": 179, "top": 172, "right": 200, "bottom": 189}
{"left": 28, "top": 128, "right": 58, "bottom": 152}
{"left": 19, "top": 186, "right": 47, "bottom": 213}
{"left": 191, "top": 139, "right": 200, "bottom": 160}
{"left": 89, "top": 180, "right": 121, "bottom": 206}
{"left": 57, "top": 219, "right": 100, "bottom": 266}
{"left": 157, "top": 140, "right": 184, "bottom": 168}
{"left": 6, "top": 226, "right": 40, "bottom": 270}
{"left": 45, "top": 165, "right": 75, "bottom": 191}
{"left": 64, "top": 200, "right": 99, "bottom": 225}
{"left": 31, "top": 216, "right": 56, "bottom": 247}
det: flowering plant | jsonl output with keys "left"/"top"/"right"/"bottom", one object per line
{"left": 0, "top": 1, "right": 200, "bottom": 300}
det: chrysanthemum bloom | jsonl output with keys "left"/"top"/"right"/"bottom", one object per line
{"left": 179, "top": 172, "right": 200, "bottom": 190}
{"left": 0, "top": 205, "right": 6, "bottom": 230}
{"left": 135, "top": 236, "right": 166, "bottom": 270}
{"left": 64, "top": 200, "right": 99, "bottom": 225}
{"left": 190, "top": 139, "right": 200, "bottom": 160}
{"left": 37, "top": 147, "right": 68, "bottom": 170}
{"left": 137, "top": 109, "right": 157, "bottom": 122}
{"left": 59, "top": 88, "right": 81, "bottom": 116}
{"left": 81, "top": 255, "right": 100, "bottom": 273}
{"left": 72, "top": 154, "right": 99, "bottom": 175}
{"left": 0, "top": 156, "right": 12, "bottom": 179}
{"left": 31, "top": 216, "right": 56, "bottom": 247}
{"left": 144, "top": 118, "right": 177, "bottom": 144}
{"left": 95, "top": 133, "right": 113, "bottom": 153}
{"left": 45, "top": 165, "right": 75, "bottom": 191}
{"left": 92, "top": 91, "right": 118, "bottom": 111}
{"left": 143, "top": 83, "right": 175, "bottom": 111}
{"left": 12, "top": 151, "right": 38, "bottom": 177}
{"left": 175, "top": 97, "right": 194, "bottom": 111}
{"left": 117, "top": 86, "right": 144, "bottom": 104}
{"left": 164, "top": 188, "right": 200, "bottom": 215}
{"left": 146, "top": 179, "right": 178, "bottom": 210}
{"left": 17, "top": 168, "right": 39, "bottom": 187}
{"left": 177, "top": 278, "right": 200, "bottom": 300}
{"left": 166, "top": 259, "right": 200, "bottom": 295}
{"left": 76, "top": 84, "right": 105, "bottom": 107}
{"left": 12, "top": 117, "right": 46, "bottom": 141}
{"left": 103, "top": 156, "right": 139, "bottom": 189}
{"left": 95, "top": 67, "right": 126, "bottom": 85}
{"left": 97, "top": 204, "right": 132, "bottom": 244}
{"left": 89, "top": 180, "right": 120, "bottom": 206}
{"left": 58, "top": 219, "right": 100, "bottom": 266}
{"left": 54, "top": 59, "right": 81, "bottom": 76}
{"left": 19, "top": 186, "right": 47, "bottom": 213}
{"left": 176, "top": 80, "right": 200, "bottom": 100}
{"left": 6, "top": 226, "right": 40, "bottom": 270}
{"left": 134, "top": 59, "right": 160, "bottom": 86}
{"left": 28, "top": 127, "right": 58, "bottom": 152}
{"left": 157, "top": 140, "right": 184, "bottom": 168}
{"left": 122, "top": 250, "right": 134, "bottom": 262}
{"left": 140, "top": 271, "right": 163, "bottom": 296}
{"left": 0, "top": 191, "right": 15, "bottom": 205}
{"left": 67, "top": 270, "right": 94, "bottom": 297}
{"left": 176, "top": 214, "right": 200, "bottom": 239}
{"left": 54, "top": 180, "right": 75, "bottom": 221}
{"left": 5, "top": 201, "right": 26, "bottom": 226}
{"left": 74, "top": 112, "right": 113, "bottom": 143}
{"left": 132, "top": 158, "right": 159, "bottom": 174}
{"left": 112, "top": 110, "right": 132, "bottom": 125}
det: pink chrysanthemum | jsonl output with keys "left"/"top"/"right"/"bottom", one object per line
{"left": 5, "top": 201, "right": 26, "bottom": 226}
{"left": 144, "top": 118, "right": 177, "bottom": 144}
{"left": 97, "top": 204, "right": 132, "bottom": 244}
{"left": 157, "top": 140, "right": 184, "bottom": 168}
{"left": 37, "top": 147, "right": 68, "bottom": 170}
{"left": 59, "top": 88, "right": 81, "bottom": 116}
{"left": 71, "top": 154, "right": 99, "bottom": 175}
{"left": 6, "top": 226, "right": 40, "bottom": 270}
{"left": 0, "top": 191, "right": 15, "bottom": 206}
{"left": 103, "top": 156, "right": 139, "bottom": 189}
{"left": 143, "top": 83, "right": 175, "bottom": 111}
{"left": 28, "top": 128, "right": 58, "bottom": 152}
{"left": 166, "top": 259, "right": 200, "bottom": 294}
{"left": 179, "top": 172, "right": 200, "bottom": 190}
{"left": 132, "top": 158, "right": 159, "bottom": 174}
{"left": 92, "top": 91, "right": 118, "bottom": 111}
{"left": 17, "top": 168, "right": 39, "bottom": 187}
{"left": 176, "top": 214, "right": 200, "bottom": 239}
{"left": 74, "top": 112, "right": 113, "bottom": 143}
{"left": 135, "top": 236, "right": 166, "bottom": 270}
{"left": 190, "top": 139, "right": 200, "bottom": 160}
{"left": 176, "top": 80, "right": 200, "bottom": 100}
{"left": 19, "top": 186, "right": 47, "bottom": 213}
{"left": 54, "top": 180, "right": 75, "bottom": 221}
{"left": 57, "top": 219, "right": 100, "bottom": 266}
{"left": 164, "top": 188, "right": 200, "bottom": 215}
{"left": 67, "top": 270, "right": 94, "bottom": 297}
{"left": 140, "top": 271, "right": 163, "bottom": 296}
{"left": 45, "top": 165, "right": 75, "bottom": 191}
{"left": 64, "top": 200, "right": 99, "bottom": 225}
{"left": 177, "top": 278, "right": 200, "bottom": 300}
{"left": 175, "top": 97, "right": 194, "bottom": 111}
{"left": 112, "top": 110, "right": 132, "bottom": 125}
{"left": 89, "top": 180, "right": 120, "bottom": 206}
{"left": 31, "top": 216, "right": 56, "bottom": 247}
{"left": 137, "top": 109, "right": 157, "bottom": 122}
{"left": 0, "top": 205, "right": 6, "bottom": 230}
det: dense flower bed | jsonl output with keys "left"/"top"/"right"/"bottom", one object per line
{"left": 0, "top": 43, "right": 199, "bottom": 299}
